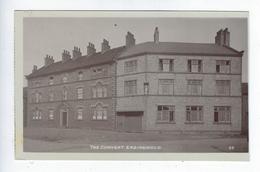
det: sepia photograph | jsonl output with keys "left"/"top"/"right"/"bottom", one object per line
{"left": 16, "top": 11, "right": 248, "bottom": 159}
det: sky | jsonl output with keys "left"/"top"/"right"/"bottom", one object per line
{"left": 23, "top": 17, "right": 247, "bottom": 85}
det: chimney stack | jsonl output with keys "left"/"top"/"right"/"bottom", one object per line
{"left": 101, "top": 39, "right": 110, "bottom": 53}
{"left": 125, "top": 31, "right": 135, "bottom": 48}
{"left": 62, "top": 50, "right": 71, "bottom": 62}
{"left": 87, "top": 42, "right": 96, "bottom": 56}
{"left": 32, "top": 65, "right": 37, "bottom": 73}
{"left": 44, "top": 54, "right": 54, "bottom": 66}
{"left": 215, "top": 28, "right": 230, "bottom": 46}
{"left": 154, "top": 27, "right": 159, "bottom": 43}
{"left": 72, "top": 46, "right": 82, "bottom": 59}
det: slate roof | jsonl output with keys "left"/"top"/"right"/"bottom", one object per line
{"left": 118, "top": 42, "right": 243, "bottom": 58}
{"left": 27, "top": 41, "right": 243, "bottom": 79}
{"left": 26, "top": 46, "right": 126, "bottom": 79}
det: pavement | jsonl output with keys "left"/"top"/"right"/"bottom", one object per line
{"left": 23, "top": 127, "right": 248, "bottom": 153}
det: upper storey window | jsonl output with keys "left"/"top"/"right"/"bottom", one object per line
{"left": 35, "top": 92, "right": 42, "bottom": 103}
{"left": 92, "top": 82, "right": 107, "bottom": 98}
{"left": 216, "top": 80, "right": 230, "bottom": 96}
{"left": 77, "top": 87, "right": 83, "bottom": 99}
{"left": 188, "top": 59, "right": 202, "bottom": 73}
{"left": 124, "top": 60, "right": 137, "bottom": 73}
{"left": 158, "top": 79, "right": 174, "bottom": 95}
{"left": 187, "top": 80, "right": 202, "bottom": 95}
{"left": 62, "top": 74, "right": 68, "bottom": 83}
{"left": 78, "top": 71, "right": 83, "bottom": 81}
{"left": 93, "top": 67, "right": 103, "bottom": 74}
{"left": 124, "top": 80, "right": 137, "bottom": 96}
{"left": 49, "top": 76, "right": 54, "bottom": 85}
{"left": 92, "top": 67, "right": 107, "bottom": 78}
{"left": 159, "top": 59, "right": 173, "bottom": 72}
{"left": 216, "top": 60, "right": 231, "bottom": 73}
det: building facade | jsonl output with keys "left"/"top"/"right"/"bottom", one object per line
{"left": 116, "top": 28, "right": 243, "bottom": 133}
{"left": 26, "top": 40, "right": 125, "bottom": 130}
{"left": 25, "top": 27, "right": 244, "bottom": 133}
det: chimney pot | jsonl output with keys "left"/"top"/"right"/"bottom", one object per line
{"left": 215, "top": 28, "right": 230, "bottom": 46}
{"left": 72, "top": 46, "right": 82, "bottom": 59}
{"left": 101, "top": 39, "right": 110, "bottom": 53}
{"left": 32, "top": 65, "right": 37, "bottom": 73}
{"left": 154, "top": 27, "right": 159, "bottom": 43}
{"left": 87, "top": 42, "right": 96, "bottom": 56}
{"left": 126, "top": 31, "right": 135, "bottom": 48}
{"left": 62, "top": 49, "right": 71, "bottom": 62}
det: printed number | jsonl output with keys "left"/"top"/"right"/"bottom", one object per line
{"left": 228, "top": 146, "right": 235, "bottom": 151}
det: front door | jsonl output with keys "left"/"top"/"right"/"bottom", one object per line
{"left": 61, "top": 111, "right": 68, "bottom": 128}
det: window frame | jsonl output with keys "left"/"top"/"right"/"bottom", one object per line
{"left": 77, "top": 87, "right": 83, "bottom": 99}
{"left": 185, "top": 106, "right": 203, "bottom": 123}
{"left": 78, "top": 71, "right": 83, "bottom": 81}
{"left": 124, "top": 80, "right": 137, "bottom": 96}
{"left": 77, "top": 107, "right": 83, "bottom": 120}
{"left": 158, "top": 79, "right": 174, "bottom": 95}
{"left": 213, "top": 106, "right": 231, "bottom": 124}
{"left": 92, "top": 104, "right": 108, "bottom": 121}
{"left": 49, "top": 76, "right": 54, "bottom": 85}
{"left": 156, "top": 105, "right": 175, "bottom": 123}
{"left": 216, "top": 60, "right": 231, "bottom": 74}
{"left": 187, "top": 79, "right": 202, "bottom": 96}
{"left": 48, "top": 109, "right": 54, "bottom": 120}
{"left": 159, "top": 59, "right": 174, "bottom": 72}
{"left": 124, "top": 59, "right": 138, "bottom": 73}
{"left": 187, "top": 59, "right": 203, "bottom": 73}
{"left": 216, "top": 80, "right": 231, "bottom": 96}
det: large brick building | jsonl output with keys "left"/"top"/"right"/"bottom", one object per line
{"left": 26, "top": 27, "right": 244, "bottom": 133}
{"left": 26, "top": 40, "right": 125, "bottom": 130}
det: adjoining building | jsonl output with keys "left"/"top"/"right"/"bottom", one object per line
{"left": 26, "top": 40, "right": 125, "bottom": 130}
{"left": 25, "top": 27, "right": 244, "bottom": 134}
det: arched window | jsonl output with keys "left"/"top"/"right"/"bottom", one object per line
{"left": 92, "top": 82, "right": 107, "bottom": 98}
{"left": 32, "top": 108, "right": 42, "bottom": 120}
{"left": 92, "top": 103, "right": 107, "bottom": 120}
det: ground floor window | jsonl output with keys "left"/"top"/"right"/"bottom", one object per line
{"left": 157, "top": 105, "right": 175, "bottom": 123}
{"left": 186, "top": 106, "right": 203, "bottom": 123}
{"left": 77, "top": 107, "right": 83, "bottom": 120}
{"left": 32, "top": 109, "right": 42, "bottom": 120}
{"left": 214, "top": 106, "right": 231, "bottom": 123}
{"left": 48, "top": 109, "right": 54, "bottom": 120}
{"left": 92, "top": 104, "right": 107, "bottom": 120}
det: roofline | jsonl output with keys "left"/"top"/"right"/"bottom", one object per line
{"left": 118, "top": 51, "right": 243, "bottom": 60}
{"left": 26, "top": 60, "right": 115, "bottom": 79}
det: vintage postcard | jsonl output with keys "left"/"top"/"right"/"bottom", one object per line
{"left": 15, "top": 11, "right": 248, "bottom": 160}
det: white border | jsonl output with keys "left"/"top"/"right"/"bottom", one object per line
{"left": 1, "top": 0, "right": 260, "bottom": 171}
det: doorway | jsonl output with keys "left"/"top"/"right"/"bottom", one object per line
{"left": 60, "top": 111, "right": 68, "bottom": 128}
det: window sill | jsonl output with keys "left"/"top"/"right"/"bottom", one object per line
{"left": 156, "top": 121, "right": 176, "bottom": 124}
{"left": 185, "top": 122, "right": 204, "bottom": 124}
{"left": 91, "top": 119, "right": 108, "bottom": 121}
{"left": 213, "top": 122, "right": 231, "bottom": 125}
